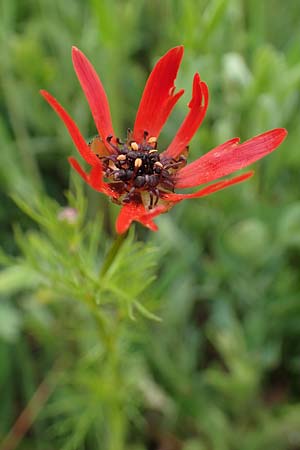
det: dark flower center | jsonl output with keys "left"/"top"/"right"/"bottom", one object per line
{"left": 93, "top": 131, "right": 187, "bottom": 208}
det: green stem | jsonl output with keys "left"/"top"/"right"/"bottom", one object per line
{"left": 108, "top": 332, "right": 125, "bottom": 450}
{"left": 92, "top": 232, "right": 129, "bottom": 449}
{"left": 109, "top": 403, "right": 125, "bottom": 450}
{"left": 85, "top": 231, "right": 128, "bottom": 345}
{"left": 100, "top": 232, "right": 128, "bottom": 277}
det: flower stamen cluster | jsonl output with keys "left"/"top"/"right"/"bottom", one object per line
{"left": 91, "top": 131, "right": 187, "bottom": 209}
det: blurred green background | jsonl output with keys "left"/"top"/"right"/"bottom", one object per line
{"left": 1, "top": 0, "right": 300, "bottom": 449}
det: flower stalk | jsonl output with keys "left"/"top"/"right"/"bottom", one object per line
{"left": 100, "top": 231, "right": 128, "bottom": 277}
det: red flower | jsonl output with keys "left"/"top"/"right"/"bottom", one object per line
{"left": 41, "top": 46, "right": 287, "bottom": 234}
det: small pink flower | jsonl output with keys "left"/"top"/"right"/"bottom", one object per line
{"left": 58, "top": 207, "right": 78, "bottom": 224}
{"left": 41, "top": 46, "right": 287, "bottom": 233}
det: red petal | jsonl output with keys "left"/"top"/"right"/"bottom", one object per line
{"left": 116, "top": 203, "right": 145, "bottom": 234}
{"left": 115, "top": 203, "right": 166, "bottom": 234}
{"left": 175, "top": 128, "right": 287, "bottom": 189}
{"left": 68, "top": 156, "right": 103, "bottom": 191}
{"left": 72, "top": 47, "right": 115, "bottom": 150}
{"left": 162, "top": 73, "right": 209, "bottom": 160}
{"left": 68, "top": 157, "right": 118, "bottom": 198}
{"left": 138, "top": 205, "right": 168, "bottom": 230}
{"left": 41, "top": 90, "right": 99, "bottom": 165}
{"left": 163, "top": 172, "right": 254, "bottom": 202}
{"left": 89, "top": 164, "right": 119, "bottom": 198}
{"left": 133, "top": 46, "right": 184, "bottom": 143}
{"left": 68, "top": 156, "right": 89, "bottom": 182}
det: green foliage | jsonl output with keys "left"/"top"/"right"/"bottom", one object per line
{"left": 1, "top": 0, "right": 300, "bottom": 449}
{"left": 1, "top": 185, "right": 159, "bottom": 449}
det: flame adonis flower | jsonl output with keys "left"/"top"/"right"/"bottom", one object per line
{"left": 41, "top": 46, "right": 287, "bottom": 233}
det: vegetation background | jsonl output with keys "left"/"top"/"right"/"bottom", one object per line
{"left": 0, "top": 0, "right": 300, "bottom": 449}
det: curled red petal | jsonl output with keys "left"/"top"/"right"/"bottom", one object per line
{"left": 162, "top": 73, "right": 209, "bottom": 160}
{"left": 89, "top": 164, "right": 119, "bottom": 198}
{"left": 175, "top": 128, "right": 287, "bottom": 189}
{"left": 133, "top": 46, "right": 184, "bottom": 143}
{"left": 115, "top": 203, "right": 167, "bottom": 234}
{"left": 138, "top": 205, "right": 168, "bottom": 230}
{"left": 163, "top": 172, "right": 254, "bottom": 203}
{"left": 68, "top": 157, "right": 118, "bottom": 198}
{"left": 68, "top": 156, "right": 89, "bottom": 182}
{"left": 72, "top": 47, "right": 115, "bottom": 150}
{"left": 116, "top": 203, "right": 146, "bottom": 234}
{"left": 68, "top": 156, "right": 103, "bottom": 191}
{"left": 41, "top": 90, "right": 99, "bottom": 165}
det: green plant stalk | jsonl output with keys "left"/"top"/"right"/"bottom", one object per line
{"left": 97, "top": 232, "right": 129, "bottom": 450}
{"left": 107, "top": 331, "right": 126, "bottom": 450}
{"left": 100, "top": 232, "right": 128, "bottom": 277}
{"left": 109, "top": 400, "right": 125, "bottom": 450}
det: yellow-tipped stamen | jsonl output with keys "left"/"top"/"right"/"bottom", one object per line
{"left": 131, "top": 142, "right": 139, "bottom": 151}
{"left": 149, "top": 149, "right": 158, "bottom": 154}
{"left": 117, "top": 154, "right": 126, "bottom": 161}
{"left": 134, "top": 158, "right": 142, "bottom": 168}
{"left": 154, "top": 161, "right": 163, "bottom": 168}
{"left": 148, "top": 136, "right": 157, "bottom": 144}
